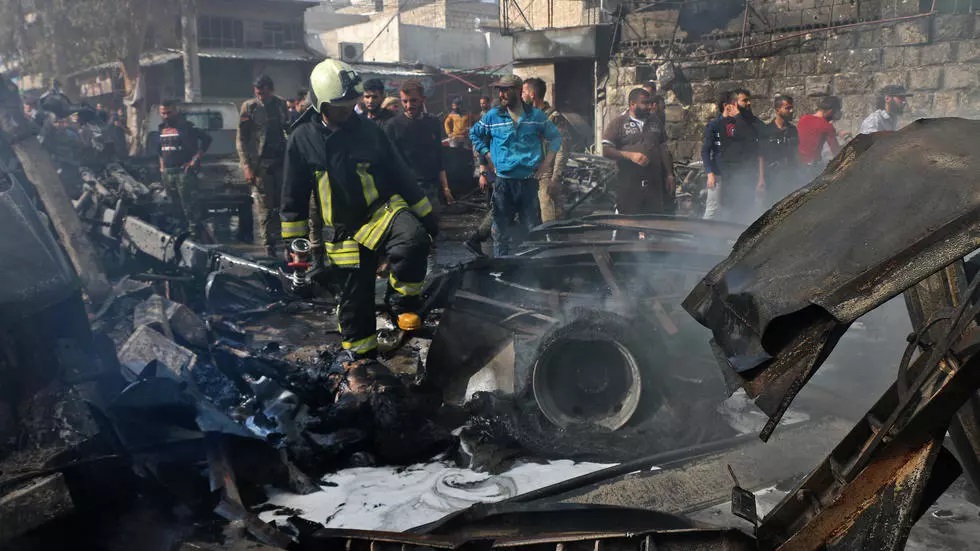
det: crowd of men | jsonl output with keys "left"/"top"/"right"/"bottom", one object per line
{"left": 129, "top": 58, "right": 917, "bottom": 361}
{"left": 143, "top": 64, "right": 919, "bottom": 256}
{"left": 350, "top": 73, "right": 570, "bottom": 258}
{"left": 149, "top": 63, "right": 568, "bottom": 359}
{"left": 152, "top": 68, "right": 916, "bottom": 262}
{"left": 698, "top": 83, "right": 910, "bottom": 223}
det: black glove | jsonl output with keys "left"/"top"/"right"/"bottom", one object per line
{"left": 421, "top": 213, "right": 439, "bottom": 240}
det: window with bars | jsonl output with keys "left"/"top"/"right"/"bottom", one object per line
{"left": 198, "top": 16, "right": 244, "bottom": 48}
{"left": 262, "top": 22, "right": 304, "bottom": 49}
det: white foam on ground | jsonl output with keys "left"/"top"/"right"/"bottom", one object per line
{"left": 719, "top": 389, "right": 810, "bottom": 434}
{"left": 259, "top": 460, "right": 614, "bottom": 531}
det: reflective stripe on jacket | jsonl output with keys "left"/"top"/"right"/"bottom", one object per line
{"left": 281, "top": 116, "right": 433, "bottom": 267}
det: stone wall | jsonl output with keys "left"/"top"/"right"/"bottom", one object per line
{"left": 605, "top": 9, "right": 980, "bottom": 160}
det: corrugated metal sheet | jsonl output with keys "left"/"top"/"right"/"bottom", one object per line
{"left": 198, "top": 48, "right": 317, "bottom": 62}
{"left": 349, "top": 62, "right": 432, "bottom": 77}
{"left": 70, "top": 48, "right": 318, "bottom": 75}
{"left": 141, "top": 48, "right": 317, "bottom": 66}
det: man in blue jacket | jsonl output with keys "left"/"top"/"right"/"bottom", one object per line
{"left": 470, "top": 75, "right": 562, "bottom": 256}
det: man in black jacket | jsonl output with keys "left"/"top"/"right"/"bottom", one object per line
{"left": 383, "top": 79, "right": 453, "bottom": 271}
{"left": 360, "top": 78, "right": 393, "bottom": 125}
{"left": 382, "top": 79, "right": 454, "bottom": 213}
{"left": 701, "top": 89, "right": 764, "bottom": 223}
{"left": 158, "top": 100, "right": 212, "bottom": 237}
{"left": 281, "top": 60, "right": 439, "bottom": 360}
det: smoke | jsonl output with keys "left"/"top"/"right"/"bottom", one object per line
{"left": 796, "top": 296, "right": 913, "bottom": 422}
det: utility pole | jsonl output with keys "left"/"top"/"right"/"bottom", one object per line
{"left": 181, "top": 0, "right": 202, "bottom": 103}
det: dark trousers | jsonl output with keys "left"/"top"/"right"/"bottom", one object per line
{"left": 336, "top": 210, "right": 431, "bottom": 358}
{"left": 418, "top": 178, "right": 443, "bottom": 271}
{"left": 491, "top": 177, "right": 541, "bottom": 256}
{"left": 718, "top": 165, "right": 759, "bottom": 225}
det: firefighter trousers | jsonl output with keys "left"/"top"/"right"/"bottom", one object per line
{"left": 336, "top": 210, "right": 431, "bottom": 358}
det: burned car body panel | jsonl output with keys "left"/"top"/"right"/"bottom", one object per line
{"left": 0, "top": 147, "right": 79, "bottom": 316}
{"left": 426, "top": 216, "right": 743, "bottom": 431}
{"left": 683, "top": 118, "right": 980, "bottom": 438}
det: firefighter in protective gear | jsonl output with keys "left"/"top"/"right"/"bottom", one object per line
{"left": 281, "top": 59, "right": 438, "bottom": 359}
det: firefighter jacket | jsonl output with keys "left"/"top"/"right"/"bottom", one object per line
{"left": 237, "top": 95, "right": 289, "bottom": 169}
{"left": 281, "top": 114, "right": 435, "bottom": 268}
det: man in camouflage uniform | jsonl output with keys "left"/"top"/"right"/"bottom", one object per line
{"left": 237, "top": 75, "right": 290, "bottom": 256}
{"left": 521, "top": 77, "right": 569, "bottom": 222}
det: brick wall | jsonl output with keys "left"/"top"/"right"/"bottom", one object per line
{"left": 401, "top": 0, "right": 498, "bottom": 30}
{"left": 447, "top": 1, "right": 499, "bottom": 30}
{"left": 606, "top": 11, "right": 980, "bottom": 160}
{"left": 504, "top": 0, "right": 589, "bottom": 31}
{"left": 401, "top": 1, "right": 448, "bottom": 28}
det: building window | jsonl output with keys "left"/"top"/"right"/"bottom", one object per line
{"left": 262, "top": 22, "right": 304, "bottom": 49}
{"left": 198, "top": 16, "right": 244, "bottom": 48}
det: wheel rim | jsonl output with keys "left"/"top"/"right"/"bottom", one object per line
{"left": 532, "top": 338, "right": 643, "bottom": 431}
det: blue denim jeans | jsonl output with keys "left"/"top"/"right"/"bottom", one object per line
{"left": 491, "top": 177, "right": 541, "bottom": 256}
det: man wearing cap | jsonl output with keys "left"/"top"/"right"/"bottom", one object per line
{"left": 860, "top": 85, "right": 911, "bottom": 135}
{"left": 469, "top": 74, "right": 562, "bottom": 256}
{"left": 280, "top": 59, "right": 438, "bottom": 360}
{"left": 238, "top": 75, "right": 290, "bottom": 256}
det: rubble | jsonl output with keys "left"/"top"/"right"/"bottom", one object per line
{"left": 5, "top": 73, "right": 980, "bottom": 551}
{"left": 118, "top": 324, "right": 200, "bottom": 382}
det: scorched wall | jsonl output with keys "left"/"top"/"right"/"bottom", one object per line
{"left": 605, "top": 9, "right": 980, "bottom": 160}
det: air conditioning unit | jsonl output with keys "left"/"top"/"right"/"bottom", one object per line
{"left": 340, "top": 42, "right": 364, "bottom": 62}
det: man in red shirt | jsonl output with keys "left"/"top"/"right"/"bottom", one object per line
{"left": 796, "top": 96, "right": 843, "bottom": 175}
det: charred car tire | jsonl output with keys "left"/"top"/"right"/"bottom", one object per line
{"left": 530, "top": 311, "right": 666, "bottom": 431}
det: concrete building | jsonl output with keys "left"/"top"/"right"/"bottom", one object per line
{"left": 308, "top": 0, "right": 511, "bottom": 70}
{"left": 304, "top": 0, "right": 511, "bottom": 115}
{"left": 502, "top": 0, "right": 614, "bottom": 147}
{"left": 68, "top": 0, "right": 320, "bottom": 107}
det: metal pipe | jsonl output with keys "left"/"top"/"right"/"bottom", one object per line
{"left": 427, "top": 67, "right": 483, "bottom": 90}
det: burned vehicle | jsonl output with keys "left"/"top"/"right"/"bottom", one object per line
{"left": 424, "top": 216, "right": 746, "bottom": 460}
{"left": 303, "top": 119, "right": 980, "bottom": 551}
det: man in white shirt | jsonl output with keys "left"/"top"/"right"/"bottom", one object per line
{"left": 860, "top": 85, "right": 910, "bottom": 135}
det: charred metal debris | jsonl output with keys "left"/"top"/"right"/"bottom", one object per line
{"left": 4, "top": 74, "right": 980, "bottom": 551}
